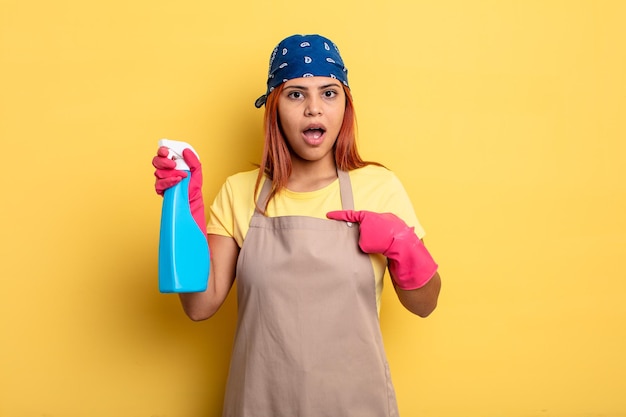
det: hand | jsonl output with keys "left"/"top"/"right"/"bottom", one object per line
{"left": 326, "top": 210, "right": 409, "bottom": 254}
{"left": 152, "top": 146, "right": 206, "bottom": 235}
{"left": 153, "top": 146, "right": 187, "bottom": 196}
{"left": 326, "top": 210, "right": 438, "bottom": 290}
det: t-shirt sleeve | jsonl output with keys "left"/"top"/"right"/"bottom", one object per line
{"left": 206, "top": 179, "right": 236, "bottom": 238}
{"left": 206, "top": 170, "right": 259, "bottom": 247}
{"left": 383, "top": 172, "right": 426, "bottom": 239}
{"left": 352, "top": 166, "right": 426, "bottom": 239}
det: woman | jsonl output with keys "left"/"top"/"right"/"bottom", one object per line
{"left": 153, "top": 34, "right": 441, "bottom": 417}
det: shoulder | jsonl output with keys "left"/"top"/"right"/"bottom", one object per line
{"left": 222, "top": 168, "right": 262, "bottom": 189}
{"left": 349, "top": 164, "right": 422, "bottom": 233}
{"left": 210, "top": 168, "right": 262, "bottom": 210}
{"left": 348, "top": 164, "right": 404, "bottom": 191}
{"left": 217, "top": 168, "right": 263, "bottom": 198}
{"left": 208, "top": 168, "right": 262, "bottom": 246}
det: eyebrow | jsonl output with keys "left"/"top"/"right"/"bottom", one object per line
{"left": 283, "top": 83, "right": 342, "bottom": 91}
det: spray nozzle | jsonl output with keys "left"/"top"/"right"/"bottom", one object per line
{"left": 158, "top": 139, "right": 200, "bottom": 171}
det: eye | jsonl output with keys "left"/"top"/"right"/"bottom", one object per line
{"left": 287, "top": 91, "right": 304, "bottom": 100}
{"left": 323, "top": 89, "right": 338, "bottom": 98}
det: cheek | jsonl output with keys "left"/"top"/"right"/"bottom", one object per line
{"left": 278, "top": 105, "right": 293, "bottom": 127}
{"left": 279, "top": 114, "right": 296, "bottom": 136}
{"left": 332, "top": 108, "right": 346, "bottom": 131}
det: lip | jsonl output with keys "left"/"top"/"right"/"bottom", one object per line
{"left": 302, "top": 123, "right": 327, "bottom": 146}
{"left": 305, "top": 123, "right": 326, "bottom": 130}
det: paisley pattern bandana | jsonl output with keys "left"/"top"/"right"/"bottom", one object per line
{"left": 255, "top": 34, "right": 349, "bottom": 108}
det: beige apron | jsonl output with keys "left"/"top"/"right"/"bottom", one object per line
{"left": 222, "top": 170, "right": 399, "bottom": 417}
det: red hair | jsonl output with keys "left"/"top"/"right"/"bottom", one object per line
{"left": 254, "top": 83, "right": 381, "bottom": 212}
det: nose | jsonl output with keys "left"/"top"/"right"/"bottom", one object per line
{"left": 305, "top": 95, "right": 322, "bottom": 116}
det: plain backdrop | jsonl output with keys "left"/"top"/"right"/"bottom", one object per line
{"left": 1, "top": 0, "right": 625, "bottom": 416}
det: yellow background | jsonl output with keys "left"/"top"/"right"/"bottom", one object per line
{"left": 1, "top": 0, "right": 625, "bottom": 416}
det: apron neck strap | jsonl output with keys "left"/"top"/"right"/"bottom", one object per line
{"left": 257, "top": 175, "right": 273, "bottom": 214}
{"left": 337, "top": 169, "right": 354, "bottom": 211}
{"left": 256, "top": 168, "right": 355, "bottom": 215}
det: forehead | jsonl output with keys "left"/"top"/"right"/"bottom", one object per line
{"left": 283, "top": 76, "right": 342, "bottom": 89}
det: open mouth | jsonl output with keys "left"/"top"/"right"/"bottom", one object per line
{"left": 302, "top": 126, "right": 327, "bottom": 145}
{"left": 304, "top": 127, "right": 325, "bottom": 139}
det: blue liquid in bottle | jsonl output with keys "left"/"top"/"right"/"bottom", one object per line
{"left": 158, "top": 172, "right": 210, "bottom": 293}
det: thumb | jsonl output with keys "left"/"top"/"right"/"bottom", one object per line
{"left": 182, "top": 148, "right": 201, "bottom": 171}
{"left": 326, "top": 210, "right": 364, "bottom": 223}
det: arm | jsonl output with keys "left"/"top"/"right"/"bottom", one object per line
{"left": 178, "top": 233, "right": 239, "bottom": 321}
{"left": 327, "top": 210, "right": 440, "bottom": 317}
{"left": 153, "top": 146, "right": 238, "bottom": 321}
{"left": 392, "top": 238, "right": 441, "bottom": 317}
{"left": 394, "top": 270, "right": 441, "bottom": 318}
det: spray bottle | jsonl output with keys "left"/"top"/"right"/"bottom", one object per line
{"left": 158, "top": 139, "right": 210, "bottom": 293}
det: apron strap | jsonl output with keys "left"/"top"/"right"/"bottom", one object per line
{"left": 255, "top": 175, "right": 273, "bottom": 216}
{"left": 337, "top": 169, "right": 354, "bottom": 211}
{"left": 255, "top": 168, "right": 355, "bottom": 216}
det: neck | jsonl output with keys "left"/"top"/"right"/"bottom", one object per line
{"left": 287, "top": 155, "right": 337, "bottom": 192}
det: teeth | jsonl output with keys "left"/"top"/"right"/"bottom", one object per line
{"left": 305, "top": 128, "right": 324, "bottom": 140}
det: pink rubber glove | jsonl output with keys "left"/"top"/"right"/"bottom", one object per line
{"left": 326, "top": 210, "right": 438, "bottom": 290}
{"left": 153, "top": 146, "right": 186, "bottom": 194}
{"left": 152, "top": 146, "right": 206, "bottom": 235}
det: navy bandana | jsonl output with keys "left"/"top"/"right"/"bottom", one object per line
{"left": 254, "top": 34, "right": 349, "bottom": 108}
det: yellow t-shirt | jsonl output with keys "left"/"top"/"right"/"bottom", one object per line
{"left": 206, "top": 164, "right": 426, "bottom": 311}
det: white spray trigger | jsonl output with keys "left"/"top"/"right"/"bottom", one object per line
{"left": 158, "top": 139, "right": 200, "bottom": 171}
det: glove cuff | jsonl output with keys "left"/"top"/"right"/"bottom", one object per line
{"left": 385, "top": 228, "right": 438, "bottom": 290}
